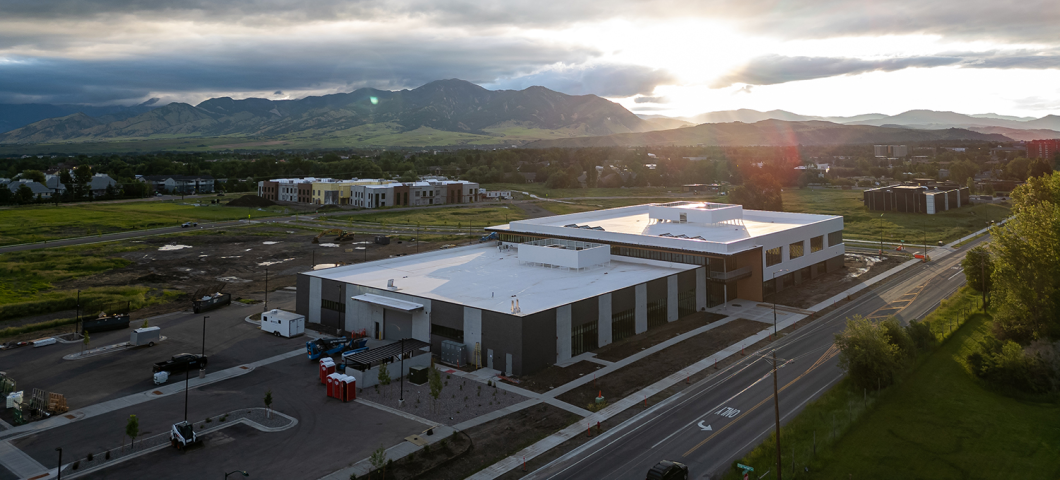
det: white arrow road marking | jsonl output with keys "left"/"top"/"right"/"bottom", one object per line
{"left": 698, "top": 421, "right": 712, "bottom": 431}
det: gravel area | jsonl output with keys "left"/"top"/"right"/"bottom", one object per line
{"left": 58, "top": 407, "right": 293, "bottom": 475}
{"left": 358, "top": 372, "right": 528, "bottom": 426}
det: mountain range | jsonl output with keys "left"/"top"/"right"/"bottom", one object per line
{"left": 0, "top": 79, "right": 1057, "bottom": 150}
{"left": 525, "top": 120, "right": 1011, "bottom": 148}
{"left": 0, "top": 80, "right": 654, "bottom": 146}
{"left": 661, "top": 109, "right": 1060, "bottom": 136}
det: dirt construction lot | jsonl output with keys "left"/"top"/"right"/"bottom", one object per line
{"left": 773, "top": 252, "right": 908, "bottom": 309}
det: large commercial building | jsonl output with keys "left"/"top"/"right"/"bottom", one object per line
{"left": 863, "top": 185, "right": 970, "bottom": 214}
{"left": 296, "top": 202, "right": 843, "bottom": 376}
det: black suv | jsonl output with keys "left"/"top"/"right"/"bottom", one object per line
{"left": 647, "top": 460, "right": 689, "bottom": 480}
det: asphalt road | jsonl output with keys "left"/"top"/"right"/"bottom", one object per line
{"left": 527, "top": 236, "right": 985, "bottom": 480}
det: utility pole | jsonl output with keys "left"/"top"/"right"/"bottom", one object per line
{"left": 264, "top": 267, "right": 269, "bottom": 311}
{"left": 773, "top": 350, "right": 782, "bottom": 480}
{"left": 201, "top": 316, "right": 209, "bottom": 356}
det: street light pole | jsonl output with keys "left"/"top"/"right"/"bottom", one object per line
{"left": 399, "top": 337, "right": 405, "bottom": 407}
{"left": 55, "top": 447, "right": 62, "bottom": 480}
{"left": 201, "top": 316, "right": 209, "bottom": 357}
{"left": 771, "top": 269, "right": 787, "bottom": 337}
{"left": 878, "top": 213, "right": 884, "bottom": 255}
{"left": 264, "top": 267, "right": 269, "bottom": 311}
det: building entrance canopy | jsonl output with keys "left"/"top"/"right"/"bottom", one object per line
{"left": 351, "top": 293, "right": 423, "bottom": 312}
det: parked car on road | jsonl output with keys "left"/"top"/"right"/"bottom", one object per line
{"left": 181, "top": 222, "right": 197, "bottom": 228}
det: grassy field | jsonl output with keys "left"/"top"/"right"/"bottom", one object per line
{"left": 0, "top": 196, "right": 288, "bottom": 245}
{"left": 481, "top": 183, "right": 682, "bottom": 199}
{"left": 328, "top": 205, "right": 526, "bottom": 227}
{"left": 728, "top": 288, "right": 1060, "bottom": 479}
{"left": 783, "top": 188, "right": 1011, "bottom": 244}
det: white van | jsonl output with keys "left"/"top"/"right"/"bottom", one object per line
{"left": 261, "top": 309, "right": 305, "bottom": 338}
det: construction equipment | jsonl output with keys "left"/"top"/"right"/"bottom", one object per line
{"left": 480, "top": 232, "right": 499, "bottom": 242}
{"left": 335, "top": 338, "right": 371, "bottom": 373}
{"left": 82, "top": 312, "right": 131, "bottom": 334}
{"left": 306, "top": 337, "right": 349, "bottom": 361}
{"left": 312, "top": 229, "right": 343, "bottom": 244}
{"left": 170, "top": 421, "right": 199, "bottom": 450}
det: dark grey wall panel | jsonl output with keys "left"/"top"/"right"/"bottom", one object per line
{"left": 296, "top": 274, "right": 310, "bottom": 317}
{"left": 647, "top": 277, "right": 667, "bottom": 302}
{"left": 482, "top": 310, "right": 522, "bottom": 374}
{"left": 520, "top": 309, "right": 557, "bottom": 376}
{"left": 612, "top": 286, "right": 636, "bottom": 313}
{"left": 571, "top": 298, "right": 598, "bottom": 328}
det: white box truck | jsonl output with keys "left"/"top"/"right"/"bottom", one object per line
{"left": 261, "top": 309, "right": 305, "bottom": 338}
{"left": 130, "top": 326, "right": 161, "bottom": 347}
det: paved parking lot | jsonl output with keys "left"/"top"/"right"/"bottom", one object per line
{"left": 0, "top": 292, "right": 299, "bottom": 410}
{"left": 0, "top": 289, "right": 454, "bottom": 479}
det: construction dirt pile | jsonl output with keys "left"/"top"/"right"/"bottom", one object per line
{"left": 225, "top": 195, "right": 276, "bottom": 208}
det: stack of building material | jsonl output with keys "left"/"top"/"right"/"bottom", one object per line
{"left": 47, "top": 393, "right": 68, "bottom": 414}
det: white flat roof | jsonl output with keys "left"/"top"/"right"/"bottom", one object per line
{"left": 493, "top": 203, "right": 842, "bottom": 255}
{"left": 305, "top": 244, "right": 695, "bottom": 315}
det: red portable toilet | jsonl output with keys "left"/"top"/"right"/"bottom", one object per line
{"left": 319, "top": 358, "right": 335, "bottom": 384}
{"left": 327, "top": 372, "right": 342, "bottom": 398}
{"left": 341, "top": 375, "right": 356, "bottom": 402}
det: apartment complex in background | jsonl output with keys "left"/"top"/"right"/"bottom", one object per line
{"left": 257, "top": 177, "right": 480, "bottom": 208}
{"left": 1027, "top": 139, "right": 1060, "bottom": 160}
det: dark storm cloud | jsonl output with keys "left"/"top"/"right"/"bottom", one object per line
{"left": 488, "top": 64, "right": 675, "bottom": 97}
{"left": 3, "top": 0, "right": 1059, "bottom": 43}
{"left": 709, "top": 54, "right": 963, "bottom": 88}
{"left": 0, "top": 35, "right": 597, "bottom": 104}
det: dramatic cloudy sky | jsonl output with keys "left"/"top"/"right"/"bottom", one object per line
{"left": 2, "top": 0, "right": 1060, "bottom": 118}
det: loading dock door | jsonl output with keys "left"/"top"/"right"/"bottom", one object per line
{"left": 384, "top": 310, "right": 413, "bottom": 340}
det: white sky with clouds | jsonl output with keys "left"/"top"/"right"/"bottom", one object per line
{"left": 1, "top": 0, "right": 1059, "bottom": 118}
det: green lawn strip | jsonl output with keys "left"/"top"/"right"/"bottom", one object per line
{"left": 480, "top": 183, "right": 678, "bottom": 199}
{"left": 726, "top": 288, "right": 1060, "bottom": 479}
{"left": 536, "top": 197, "right": 691, "bottom": 215}
{"left": 0, "top": 196, "right": 287, "bottom": 245}
{"left": 330, "top": 205, "right": 525, "bottom": 228}
{"left": 782, "top": 189, "right": 1010, "bottom": 244}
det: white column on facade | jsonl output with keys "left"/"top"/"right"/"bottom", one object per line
{"left": 463, "top": 307, "right": 482, "bottom": 367}
{"left": 635, "top": 284, "right": 648, "bottom": 334}
{"left": 598, "top": 293, "right": 613, "bottom": 347}
{"left": 308, "top": 277, "right": 321, "bottom": 324}
{"left": 696, "top": 267, "right": 707, "bottom": 311}
{"left": 556, "top": 304, "right": 572, "bottom": 363}
{"left": 667, "top": 275, "right": 679, "bottom": 322}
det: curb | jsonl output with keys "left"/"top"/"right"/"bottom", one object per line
{"left": 62, "top": 336, "right": 168, "bottom": 361}
{"left": 62, "top": 408, "right": 297, "bottom": 479}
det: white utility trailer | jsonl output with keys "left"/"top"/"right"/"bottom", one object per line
{"left": 261, "top": 309, "right": 305, "bottom": 338}
{"left": 130, "top": 326, "right": 161, "bottom": 347}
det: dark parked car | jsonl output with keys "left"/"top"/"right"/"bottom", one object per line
{"left": 647, "top": 460, "right": 688, "bottom": 480}
{"left": 153, "top": 353, "right": 208, "bottom": 374}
